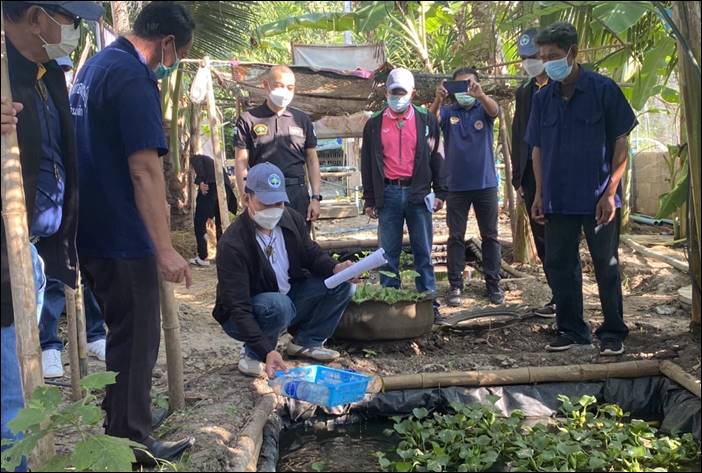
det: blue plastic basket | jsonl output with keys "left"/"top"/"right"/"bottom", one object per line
{"left": 271, "top": 365, "right": 371, "bottom": 408}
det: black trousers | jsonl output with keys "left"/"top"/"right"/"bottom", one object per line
{"left": 545, "top": 211, "right": 628, "bottom": 344}
{"left": 81, "top": 255, "right": 160, "bottom": 442}
{"left": 521, "top": 161, "right": 554, "bottom": 302}
{"left": 446, "top": 187, "right": 501, "bottom": 290}
{"left": 286, "top": 183, "right": 311, "bottom": 228}
{"left": 520, "top": 161, "right": 546, "bottom": 262}
{"left": 194, "top": 189, "right": 223, "bottom": 260}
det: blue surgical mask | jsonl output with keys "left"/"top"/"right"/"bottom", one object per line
{"left": 387, "top": 94, "right": 412, "bottom": 113}
{"left": 454, "top": 92, "right": 476, "bottom": 108}
{"left": 154, "top": 42, "right": 180, "bottom": 80}
{"left": 544, "top": 47, "right": 573, "bottom": 82}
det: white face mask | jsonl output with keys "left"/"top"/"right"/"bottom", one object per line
{"left": 268, "top": 87, "right": 294, "bottom": 109}
{"left": 38, "top": 8, "right": 80, "bottom": 60}
{"left": 522, "top": 58, "right": 545, "bottom": 78}
{"left": 252, "top": 207, "right": 284, "bottom": 230}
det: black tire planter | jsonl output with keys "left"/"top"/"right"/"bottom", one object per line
{"left": 333, "top": 298, "right": 434, "bottom": 341}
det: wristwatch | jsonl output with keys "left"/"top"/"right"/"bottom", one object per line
{"left": 311, "top": 194, "right": 323, "bottom": 202}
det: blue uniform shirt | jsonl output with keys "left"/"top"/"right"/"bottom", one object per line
{"left": 70, "top": 37, "right": 167, "bottom": 258}
{"left": 440, "top": 102, "right": 497, "bottom": 192}
{"left": 525, "top": 67, "right": 637, "bottom": 215}
{"left": 31, "top": 81, "right": 65, "bottom": 238}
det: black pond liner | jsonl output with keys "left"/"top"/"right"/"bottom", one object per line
{"left": 258, "top": 376, "right": 701, "bottom": 472}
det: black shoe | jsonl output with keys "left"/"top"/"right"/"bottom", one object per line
{"left": 600, "top": 339, "right": 625, "bottom": 356}
{"left": 488, "top": 288, "right": 505, "bottom": 305}
{"left": 545, "top": 335, "right": 588, "bottom": 352}
{"left": 447, "top": 287, "right": 462, "bottom": 307}
{"left": 534, "top": 302, "right": 557, "bottom": 318}
{"left": 133, "top": 436, "right": 195, "bottom": 466}
{"left": 151, "top": 407, "right": 169, "bottom": 430}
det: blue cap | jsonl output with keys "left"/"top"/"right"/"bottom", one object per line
{"left": 245, "top": 163, "right": 289, "bottom": 205}
{"left": 26, "top": 1, "right": 105, "bottom": 21}
{"left": 518, "top": 28, "right": 540, "bottom": 57}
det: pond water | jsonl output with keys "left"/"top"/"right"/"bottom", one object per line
{"left": 278, "top": 420, "right": 397, "bottom": 472}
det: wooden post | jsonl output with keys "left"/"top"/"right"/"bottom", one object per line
{"left": 204, "top": 56, "right": 231, "bottom": 232}
{"left": 64, "top": 286, "right": 83, "bottom": 401}
{"left": 1, "top": 8, "right": 55, "bottom": 464}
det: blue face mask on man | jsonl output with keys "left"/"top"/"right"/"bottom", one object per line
{"left": 544, "top": 47, "right": 573, "bottom": 82}
{"left": 387, "top": 94, "right": 412, "bottom": 113}
{"left": 454, "top": 92, "right": 476, "bottom": 108}
{"left": 154, "top": 42, "right": 180, "bottom": 80}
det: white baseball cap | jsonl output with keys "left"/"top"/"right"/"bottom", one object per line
{"left": 386, "top": 68, "right": 415, "bottom": 93}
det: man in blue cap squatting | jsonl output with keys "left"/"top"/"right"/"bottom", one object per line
{"left": 213, "top": 163, "right": 357, "bottom": 378}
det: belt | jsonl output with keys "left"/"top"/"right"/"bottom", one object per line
{"left": 384, "top": 178, "right": 412, "bottom": 187}
{"left": 285, "top": 177, "right": 305, "bottom": 186}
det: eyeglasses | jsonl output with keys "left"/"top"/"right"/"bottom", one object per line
{"left": 42, "top": 6, "right": 82, "bottom": 29}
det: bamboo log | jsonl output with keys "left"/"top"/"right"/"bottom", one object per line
{"left": 318, "top": 235, "right": 452, "bottom": 251}
{"left": 1, "top": 9, "right": 55, "bottom": 463}
{"left": 204, "top": 57, "right": 230, "bottom": 233}
{"left": 659, "top": 361, "right": 701, "bottom": 397}
{"left": 64, "top": 286, "right": 83, "bottom": 401}
{"left": 381, "top": 360, "right": 661, "bottom": 390}
{"left": 228, "top": 393, "right": 276, "bottom": 472}
{"left": 621, "top": 236, "right": 689, "bottom": 273}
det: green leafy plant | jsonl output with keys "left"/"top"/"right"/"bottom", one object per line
{"left": 0, "top": 372, "right": 152, "bottom": 472}
{"left": 376, "top": 395, "right": 701, "bottom": 472}
{"left": 353, "top": 269, "right": 428, "bottom": 305}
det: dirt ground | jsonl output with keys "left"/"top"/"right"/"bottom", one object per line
{"left": 53, "top": 211, "right": 700, "bottom": 471}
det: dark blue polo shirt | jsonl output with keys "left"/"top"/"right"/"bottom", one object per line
{"left": 70, "top": 37, "right": 167, "bottom": 258}
{"left": 31, "top": 80, "right": 65, "bottom": 238}
{"left": 525, "top": 67, "right": 637, "bottom": 215}
{"left": 439, "top": 102, "right": 497, "bottom": 192}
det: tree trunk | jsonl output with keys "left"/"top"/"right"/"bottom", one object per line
{"left": 110, "top": 1, "right": 131, "bottom": 35}
{"left": 671, "top": 1, "right": 701, "bottom": 333}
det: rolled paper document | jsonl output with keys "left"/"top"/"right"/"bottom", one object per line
{"left": 324, "top": 248, "right": 388, "bottom": 289}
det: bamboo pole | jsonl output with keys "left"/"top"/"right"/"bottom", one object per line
{"left": 660, "top": 361, "right": 701, "bottom": 398}
{"left": 203, "top": 56, "right": 231, "bottom": 232}
{"left": 74, "top": 275, "right": 88, "bottom": 377}
{"left": 498, "top": 108, "right": 517, "bottom": 241}
{"left": 64, "top": 286, "right": 83, "bottom": 401}
{"left": 621, "top": 236, "right": 689, "bottom": 273}
{"left": 228, "top": 393, "right": 276, "bottom": 472}
{"left": 158, "top": 199, "right": 185, "bottom": 412}
{"left": 159, "top": 277, "right": 185, "bottom": 411}
{"left": 1, "top": 8, "right": 55, "bottom": 464}
{"left": 381, "top": 360, "right": 661, "bottom": 391}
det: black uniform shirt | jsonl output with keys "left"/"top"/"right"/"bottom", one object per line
{"left": 234, "top": 102, "right": 317, "bottom": 179}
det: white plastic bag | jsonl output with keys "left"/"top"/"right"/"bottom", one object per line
{"left": 189, "top": 67, "right": 210, "bottom": 105}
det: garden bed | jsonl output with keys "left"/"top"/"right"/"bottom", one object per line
{"left": 258, "top": 373, "right": 701, "bottom": 472}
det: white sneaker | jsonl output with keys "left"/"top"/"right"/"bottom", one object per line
{"left": 237, "top": 348, "right": 265, "bottom": 377}
{"left": 287, "top": 341, "right": 340, "bottom": 362}
{"left": 87, "top": 339, "right": 106, "bottom": 361}
{"left": 42, "top": 349, "right": 64, "bottom": 378}
{"left": 189, "top": 257, "right": 210, "bottom": 267}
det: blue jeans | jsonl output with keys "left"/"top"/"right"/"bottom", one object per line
{"left": 39, "top": 279, "right": 106, "bottom": 351}
{"left": 222, "top": 278, "right": 354, "bottom": 361}
{"left": 378, "top": 184, "right": 436, "bottom": 294}
{"left": 1, "top": 244, "right": 44, "bottom": 472}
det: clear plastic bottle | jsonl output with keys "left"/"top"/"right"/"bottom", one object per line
{"left": 270, "top": 378, "right": 330, "bottom": 406}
